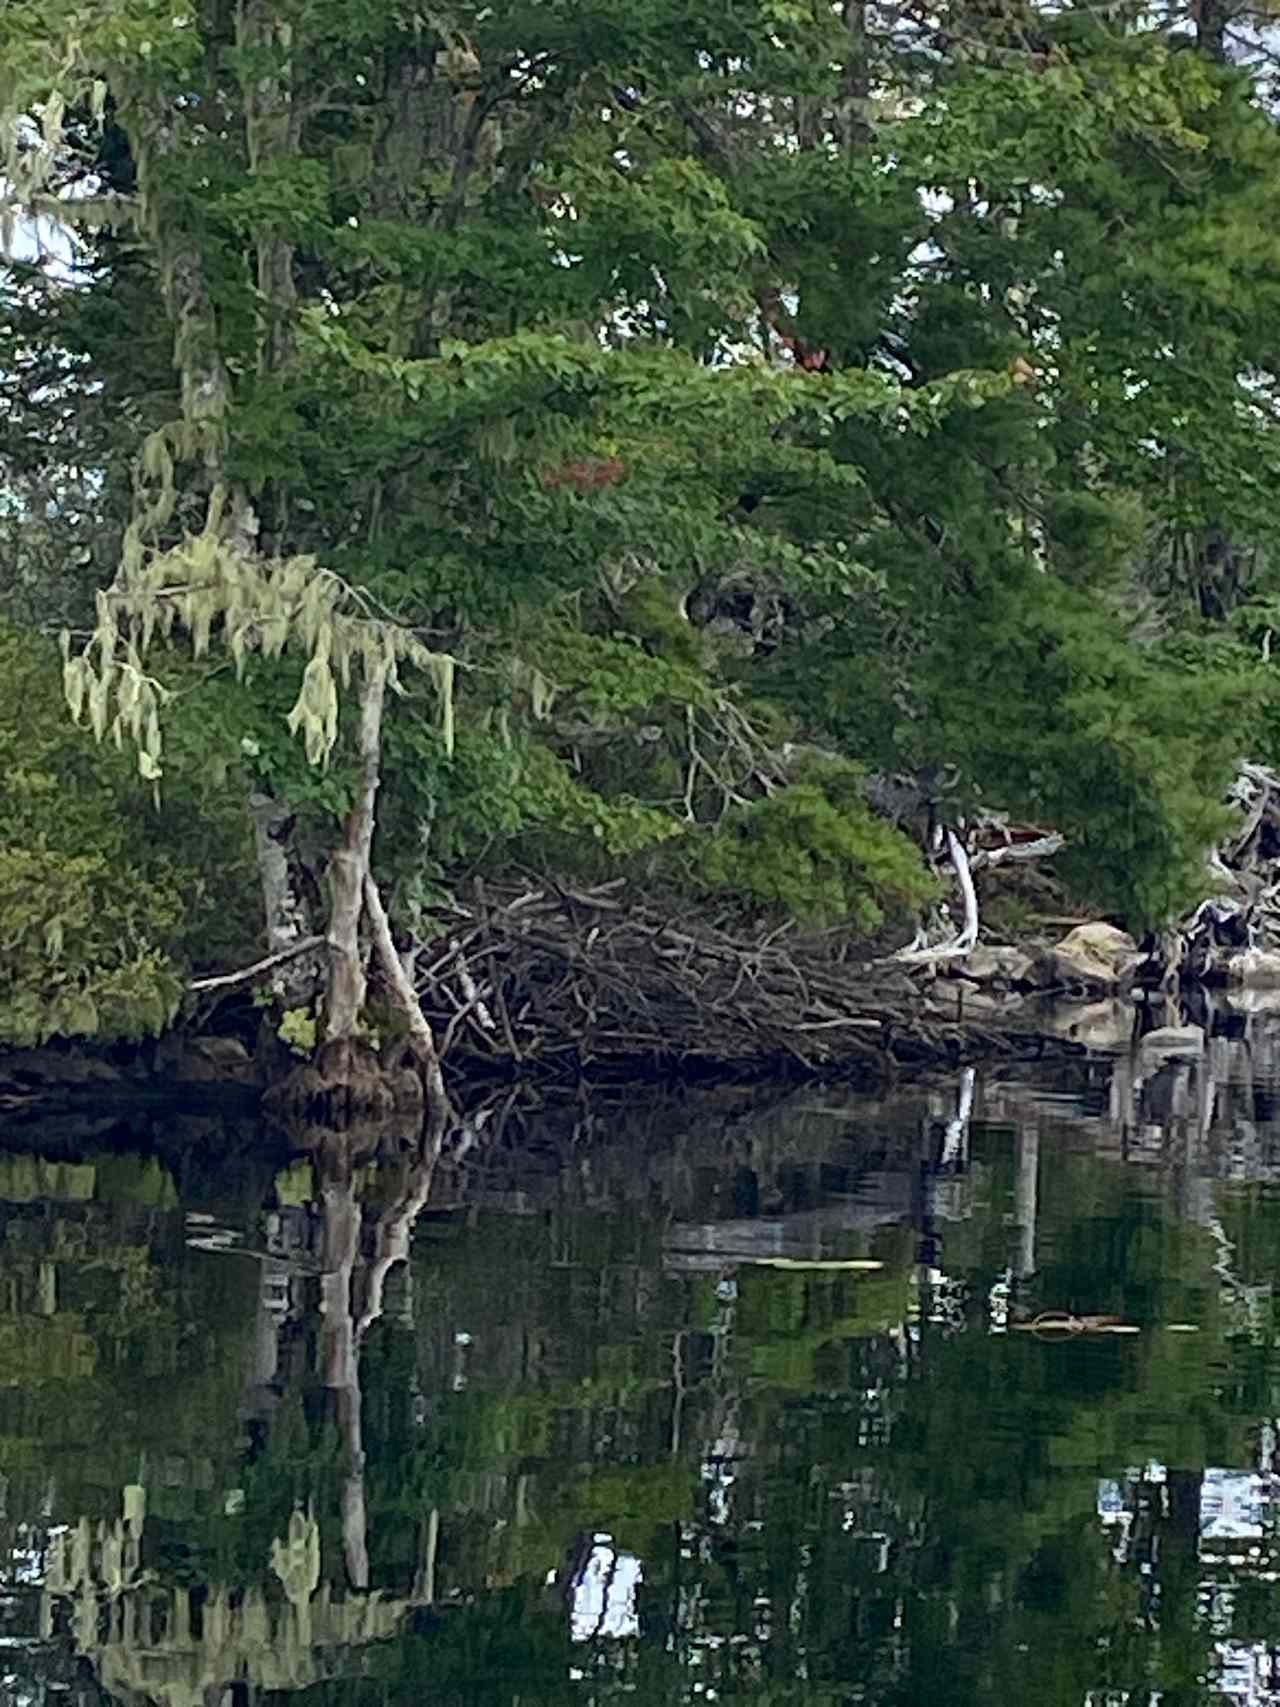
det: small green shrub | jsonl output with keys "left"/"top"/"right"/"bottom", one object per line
{"left": 689, "top": 774, "right": 937, "bottom": 929}
{"left": 0, "top": 622, "right": 258, "bottom": 1042}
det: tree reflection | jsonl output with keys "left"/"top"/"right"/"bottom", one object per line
{"left": 5, "top": 1047, "right": 1280, "bottom": 1703}
{"left": 24, "top": 1123, "right": 453, "bottom": 1706}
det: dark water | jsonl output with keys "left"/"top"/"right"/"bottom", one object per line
{"left": 6, "top": 1032, "right": 1280, "bottom": 1706}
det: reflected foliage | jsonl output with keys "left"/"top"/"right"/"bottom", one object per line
{"left": 6, "top": 1039, "right": 1280, "bottom": 1702}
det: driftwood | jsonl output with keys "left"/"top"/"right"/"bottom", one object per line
{"left": 865, "top": 762, "right": 1280, "bottom": 993}
{"left": 408, "top": 879, "right": 1062, "bottom": 1079}
{"left": 1162, "top": 761, "right": 1280, "bottom": 984}
{"left": 892, "top": 829, "right": 980, "bottom": 967}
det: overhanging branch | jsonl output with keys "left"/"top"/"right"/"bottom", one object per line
{"left": 188, "top": 934, "right": 324, "bottom": 994}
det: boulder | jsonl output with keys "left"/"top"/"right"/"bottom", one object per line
{"left": 1038, "top": 923, "right": 1139, "bottom": 993}
{"left": 956, "top": 946, "right": 1035, "bottom": 987}
{"left": 1226, "top": 948, "right": 1280, "bottom": 988}
{"left": 1034, "top": 1000, "right": 1136, "bottom": 1053}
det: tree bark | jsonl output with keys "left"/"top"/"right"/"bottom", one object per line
{"left": 1194, "top": 0, "right": 1230, "bottom": 62}
{"left": 248, "top": 793, "right": 324, "bottom": 1008}
{"left": 893, "top": 828, "right": 980, "bottom": 966}
{"left": 323, "top": 663, "right": 388, "bottom": 1044}
{"left": 364, "top": 872, "right": 452, "bottom": 1141}
{"left": 238, "top": 0, "right": 299, "bottom": 374}
{"left": 839, "top": 1, "right": 873, "bottom": 149}
{"left": 263, "top": 658, "right": 452, "bottom": 1126}
{"left": 134, "top": 76, "right": 315, "bottom": 1008}
{"left": 1194, "top": 523, "right": 1247, "bottom": 620}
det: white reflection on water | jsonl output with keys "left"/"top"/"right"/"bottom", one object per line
{"left": 567, "top": 1533, "right": 643, "bottom": 1642}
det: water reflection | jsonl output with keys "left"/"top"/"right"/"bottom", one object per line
{"left": 4, "top": 1034, "right": 1280, "bottom": 1703}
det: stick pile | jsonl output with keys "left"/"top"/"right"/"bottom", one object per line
{"left": 411, "top": 878, "right": 1051, "bottom": 1079}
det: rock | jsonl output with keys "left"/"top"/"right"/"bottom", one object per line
{"left": 1138, "top": 1024, "right": 1205, "bottom": 1061}
{"left": 1038, "top": 923, "right": 1139, "bottom": 992}
{"left": 154, "top": 1034, "right": 260, "bottom": 1085}
{"left": 952, "top": 987, "right": 1008, "bottom": 1019}
{"left": 956, "top": 946, "right": 1035, "bottom": 986}
{"left": 1226, "top": 948, "right": 1280, "bottom": 988}
{"left": 1055, "top": 922, "right": 1139, "bottom": 969}
{"left": 924, "top": 985, "right": 1007, "bottom": 1021}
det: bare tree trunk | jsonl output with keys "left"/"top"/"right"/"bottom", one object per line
{"left": 323, "top": 663, "right": 388, "bottom": 1044}
{"left": 237, "top": 0, "right": 308, "bottom": 996}
{"left": 249, "top": 792, "right": 323, "bottom": 1007}
{"left": 892, "top": 829, "right": 980, "bottom": 966}
{"left": 133, "top": 95, "right": 326, "bottom": 1015}
{"left": 264, "top": 660, "right": 452, "bottom": 1125}
{"left": 238, "top": 0, "right": 299, "bottom": 374}
{"left": 135, "top": 33, "right": 312, "bottom": 1010}
{"left": 363, "top": 873, "right": 452, "bottom": 1138}
{"left": 1194, "top": 0, "right": 1229, "bottom": 61}
{"left": 1194, "top": 523, "right": 1247, "bottom": 620}
{"left": 135, "top": 26, "right": 443, "bottom": 1104}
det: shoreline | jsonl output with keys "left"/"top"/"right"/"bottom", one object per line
{"left": 0, "top": 983, "right": 1241, "bottom": 1120}
{"left": 4, "top": 905, "right": 1273, "bottom": 1118}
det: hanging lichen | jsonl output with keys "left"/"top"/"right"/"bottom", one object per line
{"left": 64, "top": 524, "right": 456, "bottom": 783}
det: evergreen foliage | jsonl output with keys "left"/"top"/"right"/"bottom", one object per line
{"left": 5, "top": 0, "right": 1280, "bottom": 1035}
{"left": 690, "top": 765, "right": 938, "bottom": 929}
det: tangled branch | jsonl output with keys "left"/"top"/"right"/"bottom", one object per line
{"left": 410, "top": 878, "right": 1059, "bottom": 1079}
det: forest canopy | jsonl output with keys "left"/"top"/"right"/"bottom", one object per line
{"left": 4, "top": 0, "right": 1280, "bottom": 1048}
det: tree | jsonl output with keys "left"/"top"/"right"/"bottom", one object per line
{"left": 0, "top": 0, "right": 962, "bottom": 1073}
{"left": 7, "top": 0, "right": 1280, "bottom": 1070}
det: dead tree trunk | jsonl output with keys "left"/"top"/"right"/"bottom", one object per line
{"left": 839, "top": 1, "right": 873, "bottom": 148}
{"left": 322, "top": 663, "right": 387, "bottom": 1046}
{"left": 267, "top": 660, "right": 451, "bottom": 1132}
{"left": 1194, "top": 0, "right": 1229, "bottom": 62}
